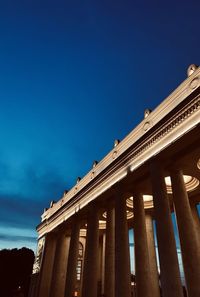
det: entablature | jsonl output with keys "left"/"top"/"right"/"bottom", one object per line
{"left": 37, "top": 66, "right": 200, "bottom": 238}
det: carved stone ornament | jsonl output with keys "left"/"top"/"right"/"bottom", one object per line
{"left": 187, "top": 64, "right": 198, "bottom": 77}
{"left": 143, "top": 121, "right": 151, "bottom": 132}
{"left": 112, "top": 150, "right": 118, "bottom": 159}
{"left": 32, "top": 237, "right": 45, "bottom": 274}
{"left": 76, "top": 177, "right": 81, "bottom": 183}
{"left": 91, "top": 171, "right": 95, "bottom": 179}
{"left": 114, "top": 139, "right": 120, "bottom": 147}
{"left": 189, "top": 77, "right": 199, "bottom": 90}
{"left": 50, "top": 200, "right": 55, "bottom": 208}
{"left": 93, "top": 160, "right": 98, "bottom": 168}
{"left": 144, "top": 108, "right": 152, "bottom": 119}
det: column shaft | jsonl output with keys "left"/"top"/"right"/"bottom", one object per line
{"left": 150, "top": 161, "right": 183, "bottom": 297}
{"left": 145, "top": 213, "right": 160, "bottom": 297}
{"left": 190, "top": 201, "right": 200, "bottom": 244}
{"left": 82, "top": 206, "right": 99, "bottom": 297}
{"left": 101, "top": 233, "right": 106, "bottom": 295}
{"left": 38, "top": 233, "right": 57, "bottom": 297}
{"left": 134, "top": 192, "right": 154, "bottom": 297}
{"left": 171, "top": 169, "right": 200, "bottom": 297}
{"left": 115, "top": 186, "right": 131, "bottom": 297}
{"left": 65, "top": 218, "right": 80, "bottom": 297}
{"left": 104, "top": 206, "right": 115, "bottom": 297}
{"left": 50, "top": 231, "right": 70, "bottom": 297}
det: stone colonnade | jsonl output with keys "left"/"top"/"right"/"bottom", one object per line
{"left": 35, "top": 161, "right": 200, "bottom": 297}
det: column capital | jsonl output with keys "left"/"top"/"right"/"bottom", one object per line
{"left": 112, "top": 182, "right": 128, "bottom": 207}
{"left": 112, "top": 181, "right": 124, "bottom": 194}
{"left": 131, "top": 189, "right": 143, "bottom": 197}
{"left": 71, "top": 213, "right": 80, "bottom": 223}
{"left": 168, "top": 163, "right": 183, "bottom": 173}
{"left": 45, "top": 230, "right": 58, "bottom": 241}
{"left": 86, "top": 201, "right": 100, "bottom": 215}
{"left": 149, "top": 158, "right": 166, "bottom": 180}
{"left": 106, "top": 198, "right": 115, "bottom": 209}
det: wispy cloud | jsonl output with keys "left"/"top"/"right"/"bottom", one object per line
{"left": 0, "top": 234, "right": 36, "bottom": 242}
{"left": 0, "top": 159, "right": 69, "bottom": 249}
{"left": 0, "top": 225, "right": 37, "bottom": 250}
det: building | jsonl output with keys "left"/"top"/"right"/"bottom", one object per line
{"left": 29, "top": 64, "right": 200, "bottom": 297}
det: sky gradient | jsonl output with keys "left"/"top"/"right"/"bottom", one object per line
{"left": 0, "top": 0, "right": 200, "bottom": 252}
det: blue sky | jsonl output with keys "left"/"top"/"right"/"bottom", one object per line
{"left": 0, "top": 0, "right": 200, "bottom": 252}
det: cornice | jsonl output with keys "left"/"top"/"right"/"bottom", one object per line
{"left": 37, "top": 67, "right": 200, "bottom": 237}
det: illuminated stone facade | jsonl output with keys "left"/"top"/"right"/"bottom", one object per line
{"left": 29, "top": 64, "right": 200, "bottom": 297}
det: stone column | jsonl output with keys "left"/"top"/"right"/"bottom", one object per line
{"left": 170, "top": 169, "right": 200, "bottom": 297}
{"left": 65, "top": 217, "right": 80, "bottom": 297}
{"left": 82, "top": 205, "right": 99, "bottom": 297}
{"left": 149, "top": 161, "right": 183, "bottom": 297}
{"left": 50, "top": 230, "right": 70, "bottom": 297}
{"left": 190, "top": 201, "right": 200, "bottom": 243}
{"left": 101, "top": 232, "right": 106, "bottom": 296}
{"left": 133, "top": 192, "right": 154, "bottom": 297}
{"left": 115, "top": 185, "right": 131, "bottom": 297}
{"left": 145, "top": 213, "right": 160, "bottom": 297}
{"left": 38, "top": 232, "right": 57, "bottom": 297}
{"left": 98, "top": 234, "right": 103, "bottom": 295}
{"left": 104, "top": 205, "right": 115, "bottom": 297}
